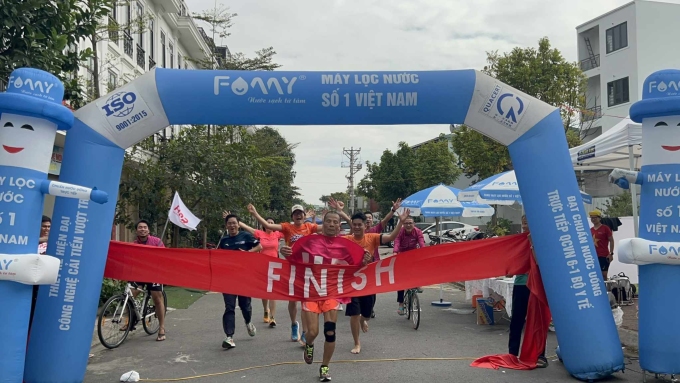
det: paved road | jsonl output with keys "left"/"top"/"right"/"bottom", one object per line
{"left": 85, "top": 283, "right": 644, "bottom": 382}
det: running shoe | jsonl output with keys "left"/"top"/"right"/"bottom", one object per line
{"left": 246, "top": 322, "right": 257, "bottom": 337}
{"left": 304, "top": 344, "right": 314, "bottom": 364}
{"left": 222, "top": 336, "right": 235, "bottom": 349}
{"left": 291, "top": 321, "right": 300, "bottom": 341}
{"left": 397, "top": 306, "right": 406, "bottom": 316}
{"left": 269, "top": 318, "right": 277, "bottom": 328}
{"left": 319, "top": 365, "right": 331, "bottom": 382}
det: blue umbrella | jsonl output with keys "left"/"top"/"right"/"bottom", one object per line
{"left": 458, "top": 170, "right": 593, "bottom": 205}
{"left": 400, "top": 184, "right": 494, "bottom": 217}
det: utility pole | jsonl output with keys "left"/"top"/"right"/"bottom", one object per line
{"left": 342, "top": 147, "right": 362, "bottom": 214}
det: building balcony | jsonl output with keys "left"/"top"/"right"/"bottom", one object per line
{"left": 149, "top": 56, "right": 156, "bottom": 69}
{"left": 176, "top": 15, "right": 211, "bottom": 61}
{"left": 108, "top": 18, "right": 119, "bottom": 43}
{"left": 580, "top": 54, "right": 600, "bottom": 72}
{"left": 150, "top": 0, "right": 182, "bottom": 14}
{"left": 582, "top": 105, "right": 602, "bottom": 122}
{"left": 136, "top": 44, "right": 145, "bottom": 69}
{"left": 123, "top": 31, "right": 133, "bottom": 57}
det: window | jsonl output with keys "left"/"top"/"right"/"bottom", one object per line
{"left": 169, "top": 42, "right": 174, "bottom": 68}
{"left": 108, "top": 70, "right": 118, "bottom": 90}
{"left": 161, "top": 31, "right": 166, "bottom": 67}
{"left": 126, "top": 3, "right": 131, "bottom": 33}
{"left": 177, "top": 52, "right": 182, "bottom": 69}
{"left": 149, "top": 19, "right": 154, "bottom": 59}
{"left": 607, "top": 77, "right": 629, "bottom": 107}
{"left": 606, "top": 22, "right": 627, "bottom": 54}
{"left": 112, "top": 1, "right": 117, "bottom": 21}
{"left": 136, "top": 1, "right": 143, "bottom": 46}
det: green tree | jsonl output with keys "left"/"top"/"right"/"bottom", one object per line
{"left": 414, "top": 136, "right": 462, "bottom": 190}
{"left": 320, "top": 192, "right": 350, "bottom": 213}
{"left": 250, "top": 126, "right": 301, "bottom": 222}
{"left": 0, "top": 0, "right": 110, "bottom": 107}
{"left": 358, "top": 142, "right": 420, "bottom": 213}
{"left": 191, "top": 4, "right": 281, "bottom": 71}
{"left": 602, "top": 190, "right": 637, "bottom": 217}
{"left": 117, "top": 125, "right": 287, "bottom": 247}
{"left": 450, "top": 37, "right": 587, "bottom": 180}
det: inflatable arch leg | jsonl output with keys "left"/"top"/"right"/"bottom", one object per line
{"left": 25, "top": 68, "right": 624, "bottom": 382}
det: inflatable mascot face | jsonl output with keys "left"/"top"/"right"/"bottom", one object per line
{"left": 0, "top": 113, "right": 58, "bottom": 172}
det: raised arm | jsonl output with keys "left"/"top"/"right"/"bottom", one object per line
{"left": 327, "top": 198, "right": 351, "bottom": 223}
{"left": 382, "top": 208, "right": 410, "bottom": 244}
{"left": 247, "top": 204, "right": 283, "bottom": 231}
{"left": 379, "top": 198, "right": 402, "bottom": 228}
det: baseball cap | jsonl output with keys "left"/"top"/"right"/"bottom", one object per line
{"left": 588, "top": 209, "right": 602, "bottom": 217}
{"left": 291, "top": 204, "right": 305, "bottom": 215}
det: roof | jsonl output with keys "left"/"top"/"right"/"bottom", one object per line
{"left": 576, "top": 1, "right": 635, "bottom": 30}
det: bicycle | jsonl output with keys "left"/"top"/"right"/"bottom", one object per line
{"left": 402, "top": 287, "right": 421, "bottom": 330}
{"left": 97, "top": 282, "right": 167, "bottom": 349}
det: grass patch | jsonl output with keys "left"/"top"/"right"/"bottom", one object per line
{"left": 165, "top": 286, "right": 207, "bottom": 309}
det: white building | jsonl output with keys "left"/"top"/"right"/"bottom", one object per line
{"left": 576, "top": 0, "right": 680, "bottom": 140}
{"left": 43, "top": 0, "right": 219, "bottom": 235}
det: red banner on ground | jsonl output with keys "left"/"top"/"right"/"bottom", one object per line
{"left": 104, "top": 233, "right": 532, "bottom": 300}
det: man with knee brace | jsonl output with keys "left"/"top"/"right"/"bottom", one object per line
{"left": 281, "top": 210, "right": 371, "bottom": 381}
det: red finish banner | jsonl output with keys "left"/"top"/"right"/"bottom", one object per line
{"left": 104, "top": 233, "right": 532, "bottom": 300}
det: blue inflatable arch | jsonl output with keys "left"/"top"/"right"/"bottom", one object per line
{"left": 26, "top": 69, "right": 624, "bottom": 382}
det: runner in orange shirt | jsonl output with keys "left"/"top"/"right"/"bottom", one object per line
{"left": 247, "top": 199, "right": 351, "bottom": 345}
{"left": 343, "top": 208, "right": 410, "bottom": 354}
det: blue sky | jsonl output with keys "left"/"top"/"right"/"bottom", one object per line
{"left": 188, "top": 0, "right": 668, "bottom": 204}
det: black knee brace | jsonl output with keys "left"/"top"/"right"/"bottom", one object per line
{"left": 324, "top": 321, "right": 336, "bottom": 343}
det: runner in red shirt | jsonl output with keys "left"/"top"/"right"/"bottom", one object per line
{"left": 281, "top": 211, "right": 372, "bottom": 382}
{"left": 247, "top": 199, "right": 351, "bottom": 346}
{"left": 589, "top": 210, "right": 614, "bottom": 279}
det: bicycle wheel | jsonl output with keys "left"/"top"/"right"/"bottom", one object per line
{"left": 404, "top": 291, "right": 411, "bottom": 320}
{"left": 97, "top": 295, "right": 134, "bottom": 349}
{"left": 142, "top": 290, "right": 168, "bottom": 335}
{"left": 410, "top": 292, "right": 420, "bottom": 330}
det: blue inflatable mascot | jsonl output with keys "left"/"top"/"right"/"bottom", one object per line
{"left": 0, "top": 68, "right": 109, "bottom": 383}
{"left": 610, "top": 69, "right": 680, "bottom": 377}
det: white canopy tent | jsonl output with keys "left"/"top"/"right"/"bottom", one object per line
{"left": 570, "top": 117, "right": 642, "bottom": 171}
{"left": 569, "top": 117, "right": 643, "bottom": 235}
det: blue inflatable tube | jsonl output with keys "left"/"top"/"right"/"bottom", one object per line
{"left": 23, "top": 68, "right": 623, "bottom": 382}
{"left": 509, "top": 110, "right": 624, "bottom": 380}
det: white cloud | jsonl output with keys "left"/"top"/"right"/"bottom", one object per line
{"left": 188, "top": 0, "right": 633, "bottom": 204}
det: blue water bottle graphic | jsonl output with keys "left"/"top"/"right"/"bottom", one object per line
{"left": 0, "top": 68, "right": 109, "bottom": 383}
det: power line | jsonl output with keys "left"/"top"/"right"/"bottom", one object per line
{"left": 341, "top": 147, "right": 362, "bottom": 213}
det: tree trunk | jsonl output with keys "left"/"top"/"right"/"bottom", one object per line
{"left": 203, "top": 225, "right": 208, "bottom": 249}
{"left": 172, "top": 225, "right": 180, "bottom": 248}
{"left": 90, "top": 26, "right": 100, "bottom": 100}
